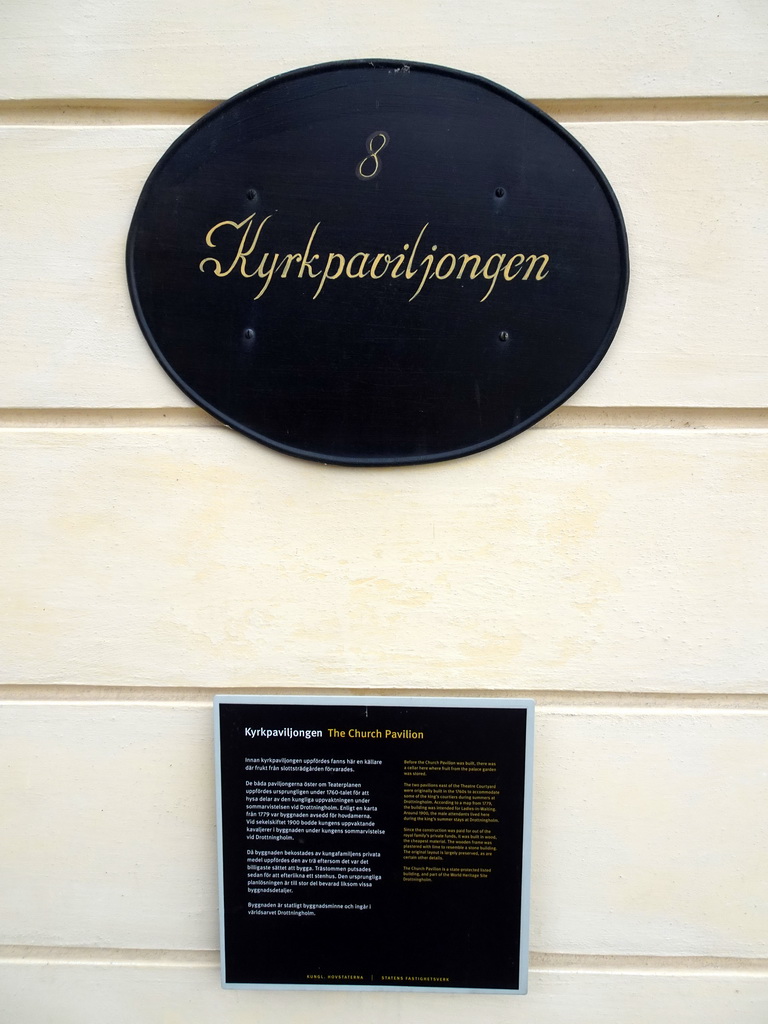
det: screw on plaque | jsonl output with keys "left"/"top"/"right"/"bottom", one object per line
{"left": 246, "top": 189, "right": 258, "bottom": 201}
{"left": 499, "top": 331, "right": 510, "bottom": 342}
{"left": 243, "top": 328, "right": 255, "bottom": 343}
{"left": 495, "top": 187, "right": 506, "bottom": 198}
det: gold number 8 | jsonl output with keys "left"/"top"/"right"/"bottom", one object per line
{"left": 356, "top": 131, "right": 390, "bottom": 180}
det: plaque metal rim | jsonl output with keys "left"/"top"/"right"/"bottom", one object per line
{"left": 126, "top": 58, "right": 629, "bottom": 467}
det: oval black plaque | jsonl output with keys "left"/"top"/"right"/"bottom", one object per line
{"left": 127, "top": 60, "right": 628, "bottom": 466}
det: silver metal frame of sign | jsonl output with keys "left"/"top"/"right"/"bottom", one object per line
{"left": 214, "top": 695, "right": 534, "bottom": 993}
{"left": 127, "top": 60, "right": 629, "bottom": 466}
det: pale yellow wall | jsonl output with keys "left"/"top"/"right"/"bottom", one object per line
{"left": 1, "top": 2, "right": 767, "bottom": 1021}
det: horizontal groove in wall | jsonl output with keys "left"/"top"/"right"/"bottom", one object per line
{"left": 532, "top": 953, "right": 768, "bottom": 975}
{"left": 541, "top": 96, "right": 768, "bottom": 122}
{"left": 0, "top": 408, "right": 766, "bottom": 431}
{"left": 536, "top": 950, "right": 768, "bottom": 974}
{"left": 0, "top": 408, "right": 218, "bottom": 429}
{"left": 539, "top": 408, "right": 768, "bottom": 430}
{"left": 0, "top": 99, "right": 220, "bottom": 125}
{"left": 1, "top": 946, "right": 766, "bottom": 975}
{"left": 0, "top": 947, "right": 219, "bottom": 967}
{"left": 0, "top": 96, "right": 766, "bottom": 125}
{"left": 1, "top": 686, "right": 767, "bottom": 710}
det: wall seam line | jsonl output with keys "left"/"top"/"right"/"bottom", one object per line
{"left": 0, "top": 96, "right": 766, "bottom": 125}
{"left": 1, "top": 946, "right": 766, "bottom": 974}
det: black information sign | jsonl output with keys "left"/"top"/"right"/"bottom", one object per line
{"left": 214, "top": 696, "right": 534, "bottom": 993}
{"left": 127, "top": 60, "right": 628, "bottom": 466}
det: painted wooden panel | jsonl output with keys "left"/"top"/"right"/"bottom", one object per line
{"left": 1, "top": 702, "right": 766, "bottom": 956}
{"left": 1, "top": 960, "right": 767, "bottom": 1024}
{"left": 0, "top": 704, "right": 216, "bottom": 951}
{"left": 1, "top": 121, "right": 766, "bottom": 410}
{"left": 0, "top": 0, "right": 765, "bottom": 100}
{"left": 0, "top": 0, "right": 763, "bottom": 1017}
{"left": 534, "top": 709, "right": 768, "bottom": 956}
{"left": 0, "top": 428, "right": 766, "bottom": 692}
